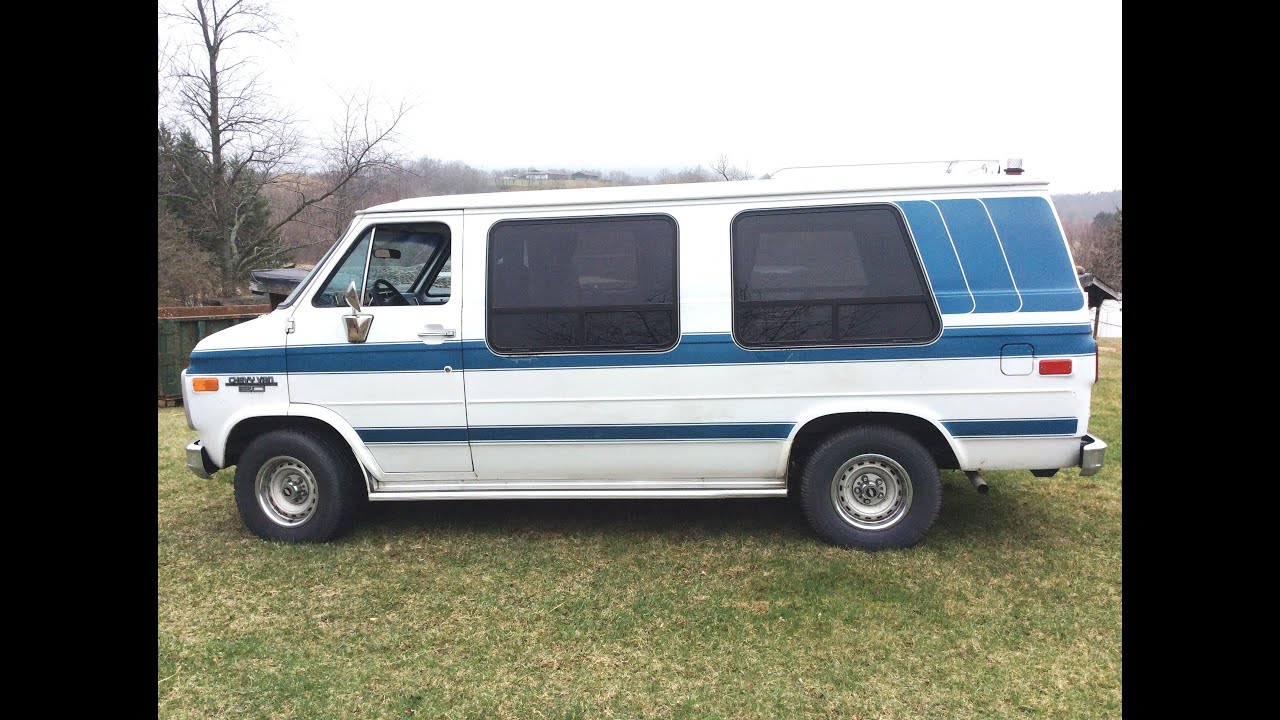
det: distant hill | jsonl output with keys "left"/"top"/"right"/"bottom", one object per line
{"left": 1052, "top": 191, "right": 1122, "bottom": 224}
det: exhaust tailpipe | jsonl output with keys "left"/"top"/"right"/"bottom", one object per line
{"left": 965, "top": 471, "right": 989, "bottom": 495}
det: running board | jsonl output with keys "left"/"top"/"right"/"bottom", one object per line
{"left": 368, "top": 487, "right": 788, "bottom": 501}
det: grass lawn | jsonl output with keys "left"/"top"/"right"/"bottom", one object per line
{"left": 158, "top": 339, "right": 1121, "bottom": 719}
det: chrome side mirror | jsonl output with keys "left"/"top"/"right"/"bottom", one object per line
{"left": 345, "top": 281, "right": 362, "bottom": 313}
{"left": 343, "top": 280, "right": 373, "bottom": 343}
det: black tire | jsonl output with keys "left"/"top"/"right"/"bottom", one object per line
{"left": 233, "top": 429, "right": 364, "bottom": 542}
{"left": 798, "top": 426, "right": 942, "bottom": 550}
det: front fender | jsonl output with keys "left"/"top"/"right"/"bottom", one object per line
{"left": 201, "top": 398, "right": 292, "bottom": 468}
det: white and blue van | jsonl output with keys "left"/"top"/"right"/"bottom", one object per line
{"left": 181, "top": 160, "right": 1106, "bottom": 550}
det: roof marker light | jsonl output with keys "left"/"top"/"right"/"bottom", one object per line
{"left": 1005, "top": 159, "right": 1024, "bottom": 175}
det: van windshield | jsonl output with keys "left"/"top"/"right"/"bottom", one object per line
{"left": 274, "top": 225, "right": 349, "bottom": 310}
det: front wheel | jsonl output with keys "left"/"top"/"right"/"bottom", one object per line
{"left": 233, "top": 429, "right": 364, "bottom": 542}
{"left": 798, "top": 426, "right": 942, "bottom": 550}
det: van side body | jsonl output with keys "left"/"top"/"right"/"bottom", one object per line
{"left": 182, "top": 167, "right": 1106, "bottom": 549}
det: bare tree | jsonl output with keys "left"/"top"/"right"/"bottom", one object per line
{"left": 1064, "top": 210, "right": 1122, "bottom": 290}
{"left": 655, "top": 166, "right": 716, "bottom": 184}
{"left": 159, "top": 0, "right": 410, "bottom": 294}
{"left": 604, "top": 170, "right": 649, "bottom": 186}
{"left": 1093, "top": 209, "right": 1122, "bottom": 289}
{"left": 712, "top": 153, "right": 752, "bottom": 181}
{"left": 269, "top": 91, "right": 410, "bottom": 233}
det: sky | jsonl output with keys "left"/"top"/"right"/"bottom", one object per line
{"left": 158, "top": 0, "right": 1122, "bottom": 193}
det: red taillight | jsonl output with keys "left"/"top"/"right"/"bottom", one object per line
{"left": 1039, "top": 359, "right": 1073, "bottom": 375}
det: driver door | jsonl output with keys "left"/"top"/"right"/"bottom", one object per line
{"left": 286, "top": 213, "right": 472, "bottom": 475}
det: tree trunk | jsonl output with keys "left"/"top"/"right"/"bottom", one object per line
{"left": 223, "top": 215, "right": 245, "bottom": 294}
{"left": 199, "top": 0, "right": 222, "bottom": 175}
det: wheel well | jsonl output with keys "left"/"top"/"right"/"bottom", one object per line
{"left": 787, "top": 412, "right": 959, "bottom": 489}
{"left": 224, "top": 416, "right": 355, "bottom": 470}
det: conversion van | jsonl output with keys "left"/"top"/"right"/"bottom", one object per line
{"left": 181, "top": 160, "right": 1106, "bottom": 550}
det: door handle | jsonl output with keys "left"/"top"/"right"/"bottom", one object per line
{"left": 418, "top": 328, "right": 456, "bottom": 337}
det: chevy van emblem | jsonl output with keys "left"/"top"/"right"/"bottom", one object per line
{"left": 226, "top": 376, "right": 278, "bottom": 392}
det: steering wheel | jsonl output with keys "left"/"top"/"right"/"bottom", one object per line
{"left": 369, "top": 278, "right": 409, "bottom": 306}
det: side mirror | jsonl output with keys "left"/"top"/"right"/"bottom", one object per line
{"left": 345, "top": 281, "right": 362, "bottom": 313}
{"left": 343, "top": 280, "right": 373, "bottom": 343}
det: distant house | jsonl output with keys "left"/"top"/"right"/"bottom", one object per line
{"left": 522, "top": 170, "right": 569, "bottom": 181}
{"left": 497, "top": 169, "right": 600, "bottom": 187}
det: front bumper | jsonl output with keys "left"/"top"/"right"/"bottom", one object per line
{"left": 186, "top": 440, "right": 218, "bottom": 479}
{"left": 1079, "top": 434, "right": 1107, "bottom": 476}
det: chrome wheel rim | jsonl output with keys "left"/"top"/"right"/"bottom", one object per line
{"left": 830, "top": 454, "right": 913, "bottom": 530}
{"left": 255, "top": 456, "right": 319, "bottom": 527}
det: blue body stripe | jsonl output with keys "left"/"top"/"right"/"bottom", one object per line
{"left": 898, "top": 200, "right": 974, "bottom": 314}
{"left": 470, "top": 423, "right": 793, "bottom": 442}
{"left": 188, "top": 326, "right": 1095, "bottom": 375}
{"left": 361, "top": 420, "right": 1075, "bottom": 443}
{"left": 982, "top": 197, "right": 1085, "bottom": 312}
{"left": 461, "top": 328, "right": 1094, "bottom": 371}
{"left": 942, "top": 418, "right": 1078, "bottom": 437}
{"left": 934, "top": 200, "right": 1021, "bottom": 312}
{"left": 357, "top": 427, "right": 469, "bottom": 443}
{"left": 356, "top": 423, "right": 794, "bottom": 443}
{"left": 186, "top": 347, "right": 286, "bottom": 375}
{"left": 936, "top": 324, "right": 1088, "bottom": 337}
{"left": 288, "top": 342, "right": 461, "bottom": 374}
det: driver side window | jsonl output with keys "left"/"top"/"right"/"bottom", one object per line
{"left": 312, "top": 223, "right": 452, "bottom": 308}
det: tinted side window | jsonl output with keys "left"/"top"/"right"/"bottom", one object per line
{"left": 732, "top": 205, "right": 939, "bottom": 347}
{"left": 487, "top": 215, "right": 678, "bottom": 353}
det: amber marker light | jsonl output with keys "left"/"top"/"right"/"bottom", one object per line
{"left": 192, "top": 377, "right": 220, "bottom": 392}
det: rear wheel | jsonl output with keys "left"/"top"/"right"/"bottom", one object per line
{"left": 233, "top": 429, "right": 364, "bottom": 542}
{"left": 799, "top": 426, "right": 942, "bottom": 550}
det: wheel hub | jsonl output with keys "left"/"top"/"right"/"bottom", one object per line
{"left": 830, "top": 454, "right": 914, "bottom": 530}
{"left": 852, "top": 473, "right": 887, "bottom": 504}
{"left": 255, "top": 456, "right": 319, "bottom": 527}
{"left": 281, "top": 475, "right": 310, "bottom": 504}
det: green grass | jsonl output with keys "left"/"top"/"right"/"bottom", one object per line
{"left": 158, "top": 339, "right": 1121, "bottom": 719}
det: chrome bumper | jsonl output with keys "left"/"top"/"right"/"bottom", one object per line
{"left": 186, "top": 440, "right": 216, "bottom": 479}
{"left": 1079, "top": 434, "right": 1107, "bottom": 476}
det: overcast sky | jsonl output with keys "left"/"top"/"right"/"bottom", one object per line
{"left": 159, "top": 0, "right": 1121, "bottom": 193}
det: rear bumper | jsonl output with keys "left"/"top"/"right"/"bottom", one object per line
{"left": 1079, "top": 434, "right": 1107, "bottom": 476}
{"left": 186, "top": 440, "right": 218, "bottom": 479}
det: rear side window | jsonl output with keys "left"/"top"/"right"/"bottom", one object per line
{"left": 487, "top": 215, "right": 678, "bottom": 353}
{"left": 732, "top": 205, "right": 939, "bottom": 348}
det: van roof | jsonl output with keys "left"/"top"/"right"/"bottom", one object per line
{"left": 360, "top": 166, "right": 1049, "bottom": 215}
